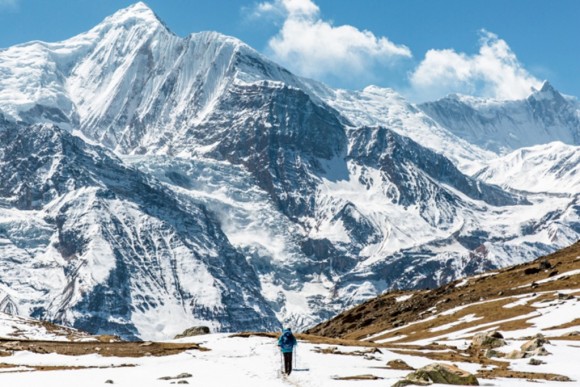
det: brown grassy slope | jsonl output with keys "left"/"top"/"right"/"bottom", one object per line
{"left": 306, "top": 241, "right": 580, "bottom": 340}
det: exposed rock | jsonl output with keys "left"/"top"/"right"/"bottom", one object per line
{"left": 174, "top": 326, "right": 210, "bottom": 339}
{"left": 507, "top": 342, "right": 551, "bottom": 359}
{"left": 104, "top": 381, "right": 114, "bottom": 384}
{"left": 484, "top": 349, "right": 503, "bottom": 358}
{"left": 528, "top": 358, "right": 545, "bottom": 366}
{"left": 472, "top": 331, "right": 506, "bottom": 348}
{"left": 392, "top": 379, "right": 431, "bottom": 387}
{"left": 97, "top": 335, "right": 122, "bottom": 343}
{"left": 505, "top": 350, "right": 526, "bottom": 359}
{"left": 159, "top": 373, "right": 193, "bottom": 381}
{"left": 564, "top": 330, "right": 580, "bottom": 337}
{"left": 530, "top": 347, "right": 551, "bottom": 357}
{"left": 539, "top": 260, "right": 552, "bottom": 270}
{"left": 524, "top": 267, "right": 541, "bottom": 275}
{"left": 521, "top": 334, "right": 550, "bottom": 352}
{"left": 393, "top": 363, "right": 479, "bottom": 386}
{"left": 558, "top": 293, "right": 574, "bottom": 300}
{"left": 548, "top": 374, "right": 572, "bottom": 382}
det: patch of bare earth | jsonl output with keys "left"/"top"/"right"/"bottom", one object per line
{"left": 332, "top": 374, "right": 382, "bottom": 380}
{"left": 546, "top": 318, "right": 580, "bottom": 331}
{"left": 476, "top": 369, "right": 571, "bottom": 382}
{"left": 0, "top": 363, "right": 136, "bottom": 373}
{"left": 0, "top": 339, "right": 208, "bottom": 357}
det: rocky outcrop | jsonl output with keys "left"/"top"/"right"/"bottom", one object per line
{"left": 505, "top": 334, "right": 551, "bottom": 359}
{"left": 471, "top": 331, "right": 506, "bottom": 349}
{"left": 174, "top": 326, "right": 211, "bottom": 339}
{"left": 393, "top": 363, "right": 479, "bottom": 386}
{"left": 521, "top": 334, "right": 550, "bottom": 352}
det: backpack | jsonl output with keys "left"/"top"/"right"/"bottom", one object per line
{"left": 280, "top": 332, "right": 294, "bottom": 351}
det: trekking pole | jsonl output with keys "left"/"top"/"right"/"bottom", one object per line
{"left": 294, "top": 345, "right": 298, "bottom": 370}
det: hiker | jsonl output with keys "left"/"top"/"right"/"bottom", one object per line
{"left": 277, "top": 328, "right": 297, "bottom": 375}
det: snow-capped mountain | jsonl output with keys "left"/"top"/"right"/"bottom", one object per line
{"left": 0, "top": 117, "right": 279, "bottom": 340}
{"left": 0, "top": 2, "right": 578, "bottom": 339}
{"left": 419, "top": 81, "right": 580, "bottom": 154}
{"left": 474, "top": 141, "right": 580, "bottom": 194}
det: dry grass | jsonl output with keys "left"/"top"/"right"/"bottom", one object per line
{"left": 307, "top": 242, "right": 580, "bottom": 343}
{"left": 0, "top": 339, "right": 208, "bottom": 357}
{"left": 546, "top": 318, "right": 580, "bottom": 330}
{"left": 0, "top": 363, "right": 136, "bottom": 373}
{"left": 476, "top": 369, "right": 571, "bottom": 382}
{"left": 332, "top": 374, "right": 383, "bottom": 380}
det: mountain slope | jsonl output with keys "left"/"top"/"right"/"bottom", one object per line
{"left": 473, "top": 141, "right": 580, "bottom": 194}
{"left": 0, "top": 118, "right": 279, "bottom": 339}
{"left": 307, "top": 241, "right": 580, "bottom": 342}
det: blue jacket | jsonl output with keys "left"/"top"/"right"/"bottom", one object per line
{"left": 278, "top": 329, "right": 297, "bottom": 353}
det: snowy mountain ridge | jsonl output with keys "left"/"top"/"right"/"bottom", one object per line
{"left": 0, "top": 3, "right": 578, "bottom": 339}
{"left": 419, "top": 81, "right": 580, "bottom": 155}
{"left": 474, "top": 141, "right": 580, "bottom": 194}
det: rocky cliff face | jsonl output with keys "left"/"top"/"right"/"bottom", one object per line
{"left": 0, "top": 3, "right": 578, "bottom": 339}
{"left": 0, "top": 120, "right": 279, "bottom": 339}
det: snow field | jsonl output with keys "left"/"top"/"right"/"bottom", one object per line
{"left": 0, "top": 332, "right": 578, "bottom": 386}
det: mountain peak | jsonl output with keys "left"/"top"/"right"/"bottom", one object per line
{"left": 117, "top": 1, "right": 156, "bottom": 17}
{"left": 528, "top": 80, "right": 566, "bottom": 104}
{"left": 100, "top": 1, "right": 167, "bottom": 31}
{"left": 539, "top": 80, "right": 555, "bottom": 93}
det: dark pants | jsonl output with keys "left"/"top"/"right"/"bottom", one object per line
{"left": 283, "top": 352, "right": 293, "bottom": 375}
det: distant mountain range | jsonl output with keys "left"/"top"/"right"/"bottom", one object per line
{"left": 0, "top": 2, "right": 578, "bottom": 340}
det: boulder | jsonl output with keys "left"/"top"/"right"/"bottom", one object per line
{"left": 521, "top": 334, "right": 549, "bottom": 352}
{"left": 530, "top": 346, "right": 551, "bottom": 357}
{"left": 505, "top": 350, "right": 525, "bottom": 359}
{"left": 159, "top": 373, "right": 193, "bottom": 381}
{"left": 564, "top": 330, "right": 580, "bottom": 337}
{"left": 174, "top": 326, "right": 210, "bottom": 339}
{"left": 528, "top": 358, "right": 545, "bottom": 366}
{"left": 471, "top": 331, "right": 506, "bottom": 348}
{"left": 484, "top": 349, "right": 503, "bottom": 358}
{"left": 392, "top": 363, "right": 479, "bottom": 386}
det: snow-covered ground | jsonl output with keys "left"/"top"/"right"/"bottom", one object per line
{"left": 0, "top": 332, "right": 578, "bottom": 386}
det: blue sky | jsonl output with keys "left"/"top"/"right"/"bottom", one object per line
{"left": 0, "top": 0, "right": 578, "bottom": 101}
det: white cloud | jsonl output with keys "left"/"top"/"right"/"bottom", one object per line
{"left": 409, "top": 30, "right": 542, "bottom": 101}
{"left": 248, "top": 1, "right": 284, "bottom": 19}
{"left": 254, "top": 0, "right": 412, "bottom": 84}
